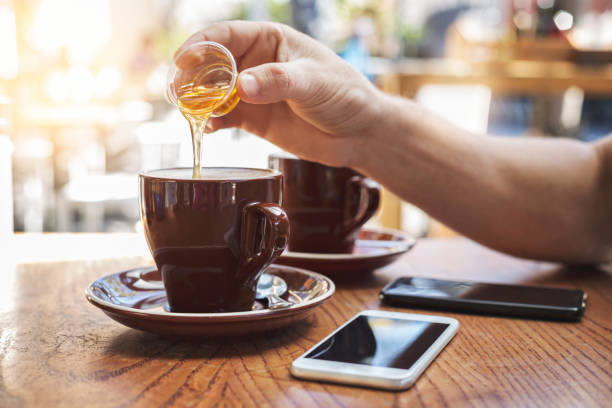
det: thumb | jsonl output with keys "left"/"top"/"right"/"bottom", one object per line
{"left": 237, "top": 61, "right": 311, "bottom": 104}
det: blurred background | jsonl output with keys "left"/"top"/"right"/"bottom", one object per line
{"left": 0, "top": 0, "right": 611, "bottom": 239}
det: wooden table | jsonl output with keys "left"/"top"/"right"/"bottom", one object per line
{"left": 1, "top": 234, "right": 610, "bottom": 407}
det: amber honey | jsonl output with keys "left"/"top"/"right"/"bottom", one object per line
{"left": 175, "top": 63, "right": 240, "bottom": 178}
{"left": 178, "top": 84, "right": 232, "bottom": 118}
{"left": 211, "top": 85, "right": 240, "bottom": 117}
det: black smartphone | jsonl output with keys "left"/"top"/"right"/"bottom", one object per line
{"left": 379, "top": 277, "right": 586, "bottom": 321}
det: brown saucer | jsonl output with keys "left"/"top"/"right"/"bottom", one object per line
{"left": 276, "top": 227, "right": 416, "bottom": 276}
{"left": 86, "top": 264, "right": 334, "bottom": 338}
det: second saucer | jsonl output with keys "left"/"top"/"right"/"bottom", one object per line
{"left": 276, "top": 227, "right": 416, "bottom": 276}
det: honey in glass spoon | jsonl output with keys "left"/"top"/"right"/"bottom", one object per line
{"left": 167, "top": 42, "right": 240, "bottom": 178}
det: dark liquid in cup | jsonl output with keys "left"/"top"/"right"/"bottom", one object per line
{"left": 139, "top": 167, "right": 286, "bottom": 313}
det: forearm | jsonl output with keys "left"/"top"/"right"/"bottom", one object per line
{"left": 353, "top": 93, "right": 612, "bottom": 263}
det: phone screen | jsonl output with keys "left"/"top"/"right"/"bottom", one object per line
{"left": 384, "top": 277, "right": 583, "bottom": 307}
{"left": 305, "top": 315, "right": 449, "bottom": 369}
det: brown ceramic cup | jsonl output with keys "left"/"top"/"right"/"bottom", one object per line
{"left": 139, "top": 167, "right": 289, "bottom": 313}
{"left": 268, "top": 155, "right": 380, "bottom": 254}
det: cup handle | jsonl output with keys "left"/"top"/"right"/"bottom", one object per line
{"left": 239, "top": 202, "right": 290, "bottom": 282}
{"left": 343, "top": 176, "right": 380, "bottom": 233}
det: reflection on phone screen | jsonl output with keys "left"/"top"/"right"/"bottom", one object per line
{"left": 305, "top": 316, "right": 449, "bottom": 369}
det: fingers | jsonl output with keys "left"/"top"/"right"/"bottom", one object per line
{"left": 237, "top": 61, "right": 315, "bottom": 104}
{"left": 205, "top": 102, "right": 269, "bottom": 136}
{"left": 176, "top": 21, "right": 254, "bottom": 60}
{"left": 205, "top": 102, "right": 339, "bottom": 165}
{"left": 205, "top": 115, "right": 238, "bottom": 134}
{"left": 175, "top": 21, "right": 287, "bottom": 70}
{"left": 174, "top": 21, "right": 326, "bottom": 106}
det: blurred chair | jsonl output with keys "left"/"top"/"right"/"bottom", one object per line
{"left": 53, "top": 127, "right": 106, "bottom": 232}
{"left": 53, "top": 126, "right": 138, "bottom": 232}
{"left": 57, "top": 173, "right": 138, "bottom": 232}
{"left": 137, "top": 121, "right": 182, "bottom": 171}
{"left": 55, "top": 127, "right": 106, "bottom": 184}
{"left": 12, "top": 137, "right": 55, "bottom": 232}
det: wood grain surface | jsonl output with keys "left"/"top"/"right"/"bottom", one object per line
{"left": 1, "top": 236, "right": 611, "bottom": 407}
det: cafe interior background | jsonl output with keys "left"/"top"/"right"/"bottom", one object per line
{"left": 0, "top": 0, "right": 611, "bottom": 246}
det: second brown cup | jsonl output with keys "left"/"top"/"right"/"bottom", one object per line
{"left": 139, "top": 167, "right": 289, "bottom": 313}
{"left": 268, "top": 155, "right": 380, "bottom": 254}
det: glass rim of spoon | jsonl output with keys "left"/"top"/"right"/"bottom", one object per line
{"left": 165, "top": 40, "right": 238, "bottom": 111}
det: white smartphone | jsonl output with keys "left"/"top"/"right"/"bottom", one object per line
{"left": 291, "top": 310, "right": 459, "bottom": 390}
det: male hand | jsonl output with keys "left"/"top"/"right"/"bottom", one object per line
{"left": 174, "top": 21, "right": 384, "bottom": 167}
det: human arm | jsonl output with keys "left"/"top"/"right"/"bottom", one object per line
{"left": 353, "top": 95, "right": 612, "bottom": 263}
{"left": 178, "top": 20, "right": 612, "bottom": 263}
